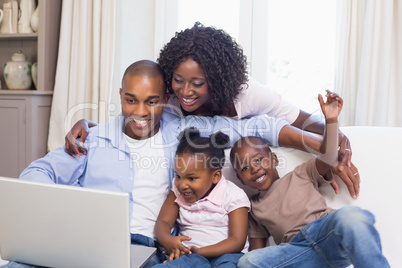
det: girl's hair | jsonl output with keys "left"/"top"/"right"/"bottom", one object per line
{"left": 176, "top": 128, "right": 230, "bottom": 171}
{"left": 157, "top": 21, "right": 248, "bottom": 115}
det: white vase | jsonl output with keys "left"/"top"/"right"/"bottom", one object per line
{"left": 4, "top": 51, "right": 32, "bottom": 90}
{"left": 18, "top": 0, "right": 36, "bottom": 33}
{"left": 30, "top": 3, "right": 39, "bottom": 33}
{"left": 31, "top": 62, "right": 38, "bottom": 89}
{"left": 0, "top": 0, "right": 18, "bottom": 34}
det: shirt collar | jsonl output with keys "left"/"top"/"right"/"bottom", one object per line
{"left": 200, "top": 176, "right": 228, "bottom": 206}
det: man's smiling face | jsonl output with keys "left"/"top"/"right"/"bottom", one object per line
{"left": 120, "top": 74, "right": 168, "bottom": 140}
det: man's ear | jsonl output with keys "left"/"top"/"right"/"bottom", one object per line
{"left": 212, "top": 169, "right": 222, "bottom": 184}
{"left": 119, "top": 88, "right": 123, "bottom": 101}
{"left": 164, "top": 91, "right": 170, "bottom": 104}
{"left": 235, "top": 172, "right": 246, "bottom": 185}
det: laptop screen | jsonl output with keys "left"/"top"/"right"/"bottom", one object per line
{"left": 0, "top": 176, "right": 131, "bottom": 268}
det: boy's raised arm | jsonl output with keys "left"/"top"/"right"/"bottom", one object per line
{"left": 316, "top": 91, "right": 342, "bottom": 176}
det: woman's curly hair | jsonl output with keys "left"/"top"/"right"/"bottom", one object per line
{"left": 157, "top": 22, "right": 248, "bottom": 115}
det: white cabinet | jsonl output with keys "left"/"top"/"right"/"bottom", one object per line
{"left": 0, "top": 0, "right": 61, "bottom": 177}
{"left": 0, "top": 91, "right": 52, "bottom": 177}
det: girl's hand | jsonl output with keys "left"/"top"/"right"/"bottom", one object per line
{"left": 163, "top": 236, "right": 192, "bottom": 263}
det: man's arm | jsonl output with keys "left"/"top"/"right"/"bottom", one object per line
{"left": 19, "top": 146, "right": 86, "bottom": 185}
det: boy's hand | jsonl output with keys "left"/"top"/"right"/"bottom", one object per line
{"left": 162, "top": 236, "right": 192, "bottom": 263}
{"left": 318, "top": 90, "right": 343, "bottom": 121}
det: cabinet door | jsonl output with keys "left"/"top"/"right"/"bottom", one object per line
{"left": 0, "top": 99, "right": 26, "bottom": 178}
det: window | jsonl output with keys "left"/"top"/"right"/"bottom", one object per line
{"left": 176, "top": 0, "right": 241, "bottom": 41}
{"left": 265, "top": 0, "right": 336, "bottom": 114}
{"left": 174, "top": 0, "right": 336, "bottom": 114}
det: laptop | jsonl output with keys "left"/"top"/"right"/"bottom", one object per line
{"left": 0, "top": 176, "right": 156, "bottom": 268}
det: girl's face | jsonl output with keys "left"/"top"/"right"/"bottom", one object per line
{"left": 174, "top": 153, "right": 221, "bottom": 203}
{"left": 171, "top": 57, "right": 211, "bottom": 114}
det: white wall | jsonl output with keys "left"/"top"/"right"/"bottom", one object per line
{"left": 110, "top": 0, "right": 157, "bottom": 117}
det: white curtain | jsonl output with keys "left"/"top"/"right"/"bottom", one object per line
{"left": 47, "top": 0, "right": 115, "bottom": 151}
{"left": 336, "top": 0, "right": 402, "bottom": 127}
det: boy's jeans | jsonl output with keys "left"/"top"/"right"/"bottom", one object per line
{"left": 238, "top": 206, "right": 389, "bottom": 268}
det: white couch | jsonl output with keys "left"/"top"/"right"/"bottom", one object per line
{"left": 223, "top": 126, "right": 402, "bottom": 267}
{"left": 1, "top": 126, "right": 400, "bottom": 267}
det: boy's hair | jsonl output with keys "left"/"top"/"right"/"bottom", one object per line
{"left": 121, "top": 60, "right": 167, "bottom": 92}
{"left": 157, "top": 21, "right": 248, "bottom": 115}
{"left": 230, "top": 136, "right": 272, "bottom": 169}
{"left": 176, "top": 127, "right": 230, "bottom": 170}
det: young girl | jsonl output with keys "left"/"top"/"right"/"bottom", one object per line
{"left": 153, "top": 128, "right": 250, "bottom": 267}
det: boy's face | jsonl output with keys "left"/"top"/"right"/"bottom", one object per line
{"left": 174, "top": 153, "right": 221, "bottom": 204}
{"left": 120, "top": 74, "right": 169, "bottom": 140}
{"left": 233, "top": 141, "right": 279, "bottom": 192}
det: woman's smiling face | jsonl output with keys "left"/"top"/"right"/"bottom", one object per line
{"left": 171, "top": 57, "right": 211, "bottom": 114}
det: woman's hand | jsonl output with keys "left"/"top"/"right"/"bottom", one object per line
{"left": 330, "top": 161, "right": 360, "bottom": 199}
{"left": 162, "top": 236, "right": 192, "bottom": 263}
{"left": 65, "top": 119, "right": 96, "bottom": 157}
{"left": 336, "top": 130, "right": 352, "bottom": 170}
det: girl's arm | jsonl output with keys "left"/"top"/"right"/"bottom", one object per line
{"left": 189, "top": 207, "right": 248, "bottom": 258}
{"left": 65, "top": 119, "right": 98, "bottom": 157}
{"left": 154, "top": 191, "right": 191, "bottom": 262}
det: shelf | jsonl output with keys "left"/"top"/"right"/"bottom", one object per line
{"left": 0, "top": 89, "right": 53, "bottom": 95}
{"left": 0, "top": 33, "right": 38, "bottom": 40}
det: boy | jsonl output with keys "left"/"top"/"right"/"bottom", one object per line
{"left": 230, "top": 91, "right": 389, "bottom": 268}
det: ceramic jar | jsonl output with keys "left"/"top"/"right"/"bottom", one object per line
{"left": 4, "top": 51, "right": 32, "bottom": 90}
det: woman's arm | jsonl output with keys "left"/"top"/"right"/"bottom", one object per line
{"left": 154, "top": 191, "right": 191, "bottom": 262}
{"left": 65, "top": 119, "right": 98, "bottom": 157}
{"left": 189, "top": 207, "right": 248, "bottom": 258}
